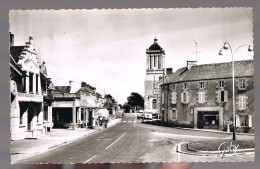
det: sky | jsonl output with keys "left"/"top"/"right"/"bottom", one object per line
{"left": 9, "top": 8, "right": 254, "bottom": 104}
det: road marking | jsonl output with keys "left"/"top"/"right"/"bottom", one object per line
{"left": 105, "top": 133, "right": 126, "bottom": 150}
{"left": 128, "top": 121, "right": 131, "bottom": 122}
{"left": 83, "top": 155, "right": 97, "bottom": 164}
{"left": 123, "top": 121, "right": 126, "bottom": 123}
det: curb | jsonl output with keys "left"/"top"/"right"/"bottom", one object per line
{"left": 176, "top": 142, "right": 255, "bottom": 156}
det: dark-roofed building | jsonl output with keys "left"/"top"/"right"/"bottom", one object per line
{"left": 160, "top": 60, "right": 254, "bottom": 133}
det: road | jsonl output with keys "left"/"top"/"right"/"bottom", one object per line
{"left": 17, "top": 113, "right": 254, "bottom": 164}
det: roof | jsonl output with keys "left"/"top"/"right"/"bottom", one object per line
{"left": 52, "top": 86, "right": 71, "bottom": 94}
{"left": 10, "top": 55, "right": 25, "bottom": 76}
{"left": 164, "top": 60, "right": 254, "bottom": 84}
{"left": 76, "top": 86, "right": 95, "bottom": 94}
{"left": 149, "top": 43, "right": 163, "bottom": 51}
{"left": 146, "top": 38, "right": 165, "bottom": 54}
{"left": 10, "top": 46, "right": 25, "bottom": 62}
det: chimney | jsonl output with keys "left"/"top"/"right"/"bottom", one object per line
{"left": 81, "top": 81, "right": 87, "bottom": 87}
{"left": 187, "top": 61, "right": 197, "bottom": 70}
{"left": 9, "top": 32, "right": 14, "bottom": 46}
{"left": 166, "top": 68, "right": 173, "bottom": 75}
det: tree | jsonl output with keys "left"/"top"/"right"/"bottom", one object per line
{"left": 104, "top": 94, "right": 117, "bottom": 109}
{"left": 127, "top": 92, "right": 144, "bottom": 110}
{"left": 122, "top": 102, "right": 131, "bottom": 113}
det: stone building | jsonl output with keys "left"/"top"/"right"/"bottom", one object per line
{"left": 144, "top": 38, "right": 165, "bottom": 114}
{"left": 10, "top": 33, "right": 54, "bottom": 140}
{"left": 51, "top": 81, "right": 102, "bottom": 128}
{"left": 160, "top": 60, "right": 254, "bottom": 133}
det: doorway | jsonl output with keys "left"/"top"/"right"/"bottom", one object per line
{"left": 197, "top": 111, "right": 219, "bottom": 129}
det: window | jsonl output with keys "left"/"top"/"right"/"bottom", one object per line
{"left": 36, "top": 74, "right": 39, "bottom": 93}
{"left": 29, "top": 72, "right": 33, "bottom": 93}
{"left": 154, "top": 55, "right": 156, "bottom": 67}
{"left": 216, "top": 90, "right": 227, "bottom": 103}
{"left": 237, "top": 79, "right": 248, "bottom": 90}
{"left": 23, "top": 76, "right": 27, "bottom": 92}
{"left": 171, "top": 84, "right": 176, "bottom": 90}
{"left": 237, "top": 115, "right": 252, "bottom": 127}
{"left": 150, "top": 55, "right": 152, "bottom": 70}
{"left": 219, "top": 80, "right": 224, "bottom": 88}
{"left": 171, "top": 91, "right": 177, "bottom": 104}
{"left": 181, "top": 92, "right": 189, "bottom": 103}
{"left": 43, "top": 106, "right": 48, "bottom": 121}
{"left": 171, "top": 109, "right": 177, "bottom": 120}
{"left": 152, "top": 99, "right": 157, "bottom": 109}
{"left": 216, "top": 80, "right": 225, "bottom": 88}
{"left": 183, "top": 83, "right": 188, "bottom": 90}
{"left": 199, "top": 82, "right": 205, "bottom": 89}
{"left": 198, "top": 91, "right": 206, "bottom": 103}
{"left": 237, "top": 95, "right": 247, "bottom": 110}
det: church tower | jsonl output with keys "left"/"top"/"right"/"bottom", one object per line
{"left": 144, "top": 37, "right": 165, "bottom": 112}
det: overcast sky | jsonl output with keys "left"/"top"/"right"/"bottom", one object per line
{"left": 9, "top": 8, "right": 253, "bottom": 104}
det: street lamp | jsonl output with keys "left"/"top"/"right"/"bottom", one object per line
{"left": 219, "top": 42, "right": 253, "bottom": 140}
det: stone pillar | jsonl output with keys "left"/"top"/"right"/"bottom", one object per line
{"left": 48, "top": 105, "right": 52, "bottom": 122}
{"left": 72, "top": 100, "right": 76, "bottom": 129}
{"left": 78, "top": 107, "right": 81, "bottom": 122}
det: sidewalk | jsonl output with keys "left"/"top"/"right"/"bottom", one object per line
{"left": 11, "top": 118, "right": 121, "bottom": 164}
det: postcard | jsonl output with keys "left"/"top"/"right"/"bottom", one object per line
{"left": 9, "top": 8, "right": 254, "bottom": 164}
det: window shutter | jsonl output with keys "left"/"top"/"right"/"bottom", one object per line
{"left": 245, "top": 79, "right": 249, "bottom": 89}
{"left": 181, "top": 93, "right": 184, "bottom": 103}
{"left": 236, "top": 96, "right": 239, "bottom": 110}
{"left": 197, "top": 82, "right": 200, "bottom": 90}
{"left": 204, "top": 92, "right": 207, "bottom": 103}
{"left": 236, "top": 79, "right": 240, "bottom": 90}
{"left": 186, "top": 92, "right": 189, "bottom": 103}
{"left": 203, "top": 92, "right": 206, "bottom": 103}
{"left": 216, "top": 91, "right": 219, "bottom": 103}
{"left": 216, "top": 81, "right": 219, "bottom": 88}
{"left": 235, "top": 115, "right": 240, "bottom": 127}
{"left": 248, "top": 115, "right": 252, "bottom": 128}
{"left": 224, "top": 91, "right": 228, "bottom": 102}
{"left": 204, "top": 81, "right": 207, "bottom": 89}
{"left": 224, "top": 80, "right": 227, "bottom": 88}
{"left": 197, "top": 92, "right": 199, "bottom": 103}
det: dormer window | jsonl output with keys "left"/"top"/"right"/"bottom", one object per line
{"left": 216, "top": 80, "right": 226, "bottom": 88}
{"left": 199, "top": 82, "right": 205, "bottom": 89}
{"left": 236, "top": 79, "right": 248, "bottom": 90}
{"left": 219, "top": 80, "right": 224, "bottom": 88}
{"left": 183, "top": 83, "right": 188, "bottom": 90}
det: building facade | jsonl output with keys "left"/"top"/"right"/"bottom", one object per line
{"left": 160, "top": 60, "right": 254, "bottom": 133}
{"left": 144, "top": 38, "right": 165, "bottom": 113}
{"left": 51, "top": 81, "right": 104, "bottom": 128}
{"left": 10, "top": 33, "right": 54, "bottom": 140}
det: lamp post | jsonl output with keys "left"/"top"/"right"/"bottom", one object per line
{"left": 219, "top": 42, "right": 253, "bottom": 140}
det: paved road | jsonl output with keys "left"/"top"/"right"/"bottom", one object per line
{"left": 17, "top": 113, "right": 254, "bottom": 164}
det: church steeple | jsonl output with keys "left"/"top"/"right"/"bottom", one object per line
{"left": 146, "top": 37, "right": 165, "bottom": 71}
